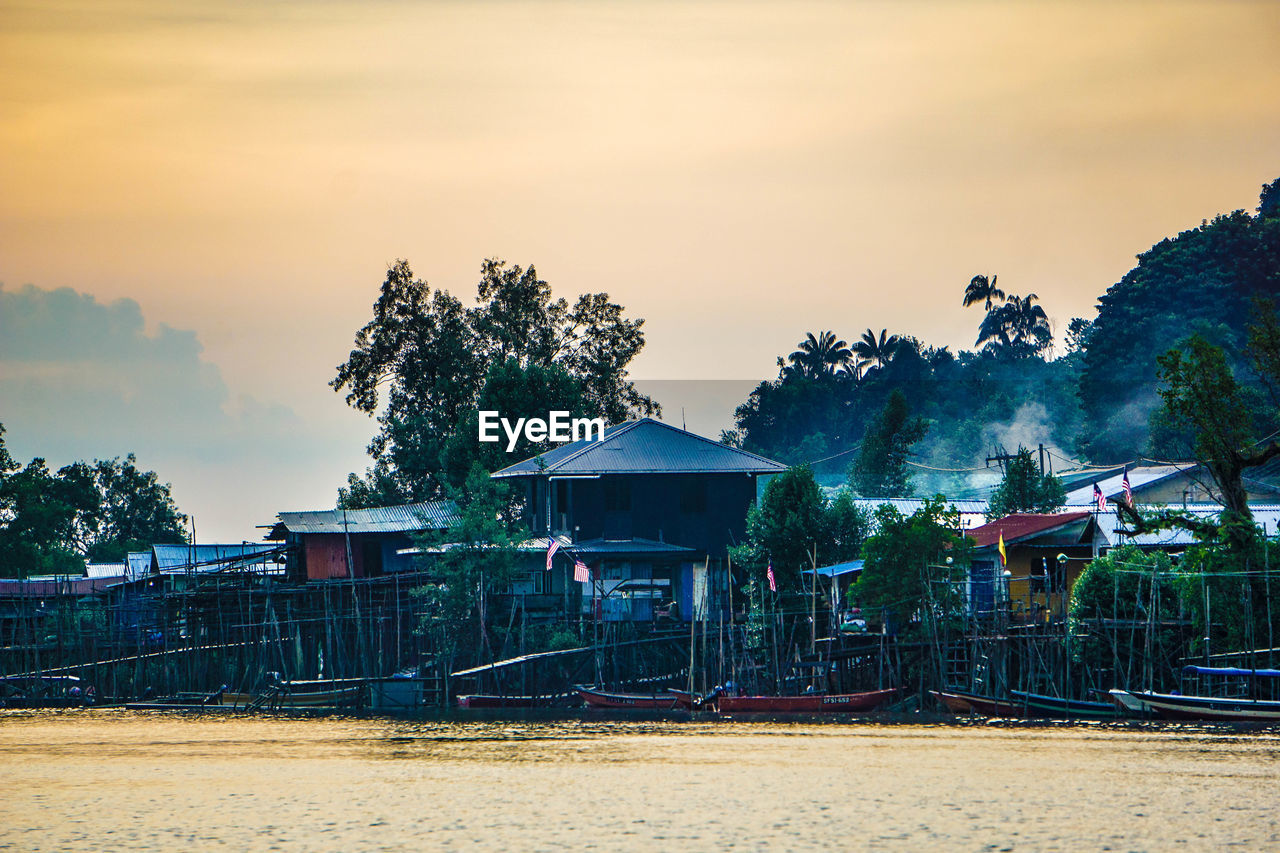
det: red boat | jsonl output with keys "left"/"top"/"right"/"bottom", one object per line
{"left": 930, "top": 689, "right": 1025, "bottom": 717}
{"left": 716, "top": 688, "right": 898, "bottom": 713}
{"left": 576, "top": 686, "right": 684, "bottom": 710}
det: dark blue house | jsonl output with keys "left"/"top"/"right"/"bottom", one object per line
{"left": 492, "top": 418, "right": 787, "bottom": 622}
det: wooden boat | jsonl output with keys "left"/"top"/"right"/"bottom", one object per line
{"left": 456, "top": 694, "right": 548, "bottom": 709}
{"left": 1125, "top": 690, "right": 1280, "bottom": 722}
{"left": 1008, "top": 689, "right": 1121, "bottom": 719}
{"left": 576, "top": 686, "right": 683, "bottom": 710}
{"left": 1108, "top": 689, "right": 1155, "bottom": 717}
{"left": 930, "top": 689, "right": 1025, "bottom": 717}
{"left": 220, "top": 686, "right": 364, "bottom": 709}
{"left": 716, "top": 687, "right": 898, "bottom": 713}
{"left": 1119, "top": 666, "right": 1280, "bottom": 722}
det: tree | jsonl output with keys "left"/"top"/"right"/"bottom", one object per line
{"left": 824, "top": 488, "right": 869, "bottom": 563}
{"left": 849, "top": 390, "right": 928, "bottom": 498}
{"left": 412, "top": 464, "right": 524, "bottom": 670}
{"left": 86, "top": 455, "right": 187, "bottom": 562}
{"left": 737, "top": 465, "right": 829, "bottom": 592}
{"left": 853, "top": 497, "right": 969, "bottom": 639}
{"left": 783, "top": 331, "right": 853, "bottom": 379}
{"left": 1131, "top": 333, "right": 1279, "bottom": 550}
{"left": 852, "top": 328, "right": 900, "bottom": 378}
{"left": 962, "top": 274, "right": 1005, "bottom": 310}
{"left": 333, "top": 259, "right": 658, "bottom": 505}
{"left": 986, "top": 446, "right": 1066, "bottom": 518}
{"left": 0, "top": 425, "right": 187, "bottom": 575}
{"left": 1068, "top": 546, "right": 1176, "bottom": 679}
{"left": 975, "top": 293, "right": 1052, "bottom": 358}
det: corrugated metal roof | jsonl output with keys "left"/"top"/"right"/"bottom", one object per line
{"left": 803, "top": 559, "right": 864, "bottom": 578}
{"left": 126, "top": 551, "right": 151, "bottom": 582}
{"left": 968, "top": 512, "right": 1092, "bottom": 549}
{"left": 85, "top": 563, "right": 126, "bottom": 579}
{"left": 850, "top": 498, "right": 989, "bottom": 529}
{"left": 1062, "top": 465, "right": 1187, "bottom": 504}
{"left": 151, "top": 544, "right": 284, "bottom": 573}
{"left": 491, "top": 418, "right": 787, "bottom": 478}
{"left": 274, "top": 501, "right": 460, "bottom": 535}
{"left": 567, "top": 537, "right": 694, "bottom": 556}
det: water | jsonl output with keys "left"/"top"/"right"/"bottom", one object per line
{"left": 1, "top": 710, "right": 1279, "bottom": 851}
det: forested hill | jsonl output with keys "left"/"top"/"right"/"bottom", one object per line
{"left": 723, "top": 177, "right": 1280, "bottom": 496}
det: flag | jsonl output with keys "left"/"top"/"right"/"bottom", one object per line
{"left": 766, "top": 560, "right": 777, "bottom": 593}
{"left": 997, "top": 532, "right": 1007, "bottom": 568}
{"left": 545, "top": 539, "right": 559, "bottom": 571}
{"left": 1122, "top": 468, "right": 1133, "bottom": 506}
{"left": 1094, "top": 482, "right": 1106, "bottom": 513}
{"left": 573, "top": 557, "right": 590, "bottom": 584}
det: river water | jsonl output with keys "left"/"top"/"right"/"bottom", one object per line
{"left": 1, "top": 711, "right": 1278, "bottom": 851}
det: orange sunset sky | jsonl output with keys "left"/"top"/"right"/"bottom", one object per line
{"left": 1, "top": 0, "right": 1278, "bottom": 540}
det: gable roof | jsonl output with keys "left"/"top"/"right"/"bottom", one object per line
{"left": 1062, "top": 465, "right": 1187, "bottom": 504}
{"left": 491, "top": 417, "right": 787, "bottom": 478}
{"left": 271, "top": 501, "right": 461, "bottom": 537}
{"left": 150, "top": 544, "right": 284, "bottom": 574}
{"left": 967, "top": 512, "right": 1092, "bottom": 549}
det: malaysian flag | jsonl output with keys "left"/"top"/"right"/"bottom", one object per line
{"left": 766, "top": 560, "right": 777, "bottom": 593}
{"left": 1094, "top": 482, "right": 1107, "bottom": 513}
{"left": 545, "top": 538, "right": 559, "bottom": 571}
{"left": 1122, "top": 468, "right": 1133, "bottom": 506}
{"left": 573, "top": 557, "right": 590, "bottom": 584}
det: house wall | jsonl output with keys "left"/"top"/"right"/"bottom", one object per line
{"left": 1132, "top": 473, "right": 1280, "bottom": 505}
{"left": 527, "top": 472, "right": 758, "bottom": 556}
{"left": 973, "top": 545, "right": 1094, "bottom": 619}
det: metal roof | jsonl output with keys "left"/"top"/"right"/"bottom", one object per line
{"left": 84, "top": 563, "right": 126, "bottom": 579}
{"left": 491, "top": 418, "right": 787, "bottom": 478}
{"left": 803, "top": 559, "right": 865, "bottom": 578}
{"left": 273, "top": 501, "right": 461, "bottom": 535}
{"left": 566, "top": 537, "right": 695, "bottom": 556}
{"left": 1062, "top": 465, "right": 1188, "bottom": 504}
{"left": 850, "top": 498, "right": 989, "bottom": 529}
{"left": 968, "top": 512, "right": 1093, "bottom": 549}
{"left": 151, "top": 544, "right": 284, "bottom": 573}
{"left": 126, "top": 552, "right": 151, "bottom": 582}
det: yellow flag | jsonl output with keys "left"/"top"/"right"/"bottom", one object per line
{"left": 997, "top": 531, "right": 1007, "bottom": 568}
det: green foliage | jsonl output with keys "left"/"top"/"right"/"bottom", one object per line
{"left": 333, "top": 258, "right": 658, "bottom": 506}
{"left": 849, "top": 389, "right": 928, "bottom": 498}
{"left": 986, "top": 446, "right": 1065, "bottom": 518}
{"left": 1080, "top": 179, "right": 1280, "bottom": 461}
{"left": 0, "top": 426, "right": 186, "bottom": 576}
{"left": 853, "top": 496, "right": 969, "bottom": 638}
{"left": 975, "top": 293, "right": 1052, "bottom": 358}
{"left": 962, "top": 274, "right": 1004, "bottom": 311}
{"left": 733, "top": 468, "right": 869, "bottom": 593}
{"left": 1068, "top": 546, "right": 1176, "bottom": 677}
{"left": 782, "top": 331, "right": 854, "bottom": 380}
{"left": 411, "top": 464, "right": 524, "bottom": 667}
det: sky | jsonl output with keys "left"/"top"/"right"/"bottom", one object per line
{"left": 1, "top": 0, "right": 1278, "bottom": 542}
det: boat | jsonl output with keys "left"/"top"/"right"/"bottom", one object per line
{"left": 716, "top": 687, "right": 898, "bottom": 713}
{"left": 456, "top": 694, "right": 552, "bottom": 709}
{"left": 930, "top": 689, "right": 1025, "bottom": 717}
{"left": 1108, "top": 689, "right": 1156, "bottom": 717}
{"left": 1008, "top": 689, "right": 1120, "bottom": 719}
{"left": 0, "top": 675, "right": 95, "bottom": 708}
{"left": 1114, "top": 666, "right": 1280, "bottom": 722}
{"left": 576, "top": 686, "right": 684, "bottom": 710}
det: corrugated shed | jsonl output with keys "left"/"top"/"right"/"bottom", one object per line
{"left": 273, "top": 501, "right": 460, "bottom": 535}
{"left": 126, "top": 551, "right": 151, "bottom": 582}
{"left": 491, "top": 418, "right": 787, "bottom": 478}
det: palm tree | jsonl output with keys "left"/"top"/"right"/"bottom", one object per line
{"left": 853, "top": 328, "right": 900, "bottom": 377}
{"left": 784, "top": 331, "right": 853, "bottom": 379}
{"left": 963, "top": 274, "right": 1005, "bottom": 310}
{"left": 976, "top": 293, "right": 1052, "bottom": 357}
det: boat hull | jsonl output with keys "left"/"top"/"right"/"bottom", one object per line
{"left": 1008, "top": 689, "right": 1120, "bottom": 719}
{"left": 717, "top": 688, "right": 898, "bottom": 713}
{"left": 1128, "top": 690, "right": 1280, "bottom": 722}
{"left": 456, "top": 694, "right": 547, "bottom": 709}
{"left": 931, "top": 689, "right": 1024, "bottom": 717}
{"left": 576, "top": 687, "right": 682, "bottom": 710}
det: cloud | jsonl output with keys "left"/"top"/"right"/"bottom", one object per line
{"left": 0, "top": 283, "right": 364, "bottom": 539}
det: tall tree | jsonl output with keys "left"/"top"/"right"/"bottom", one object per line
{"left": 849, "top": 389, "right": 928, "bottom": 497}
{"left": 87, "top": 455, "right": 187, "bottom": 562}
{"left": 783, "top": 331, "right": 853, "bottom": 379}
{"left": 962, "top": 274, "right": 1005, "bottom": 310}
{"left": 975, "top": 293, "right": 1052, "bottom": 358}
{"left": 986, "top": 446, "right": 1066, "bottom": 518}
{"left": 852, "top": 328, "right": 900, "bottom": 378}
{"left": 333, "top": 259, "right": 658, "bottom": 506}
